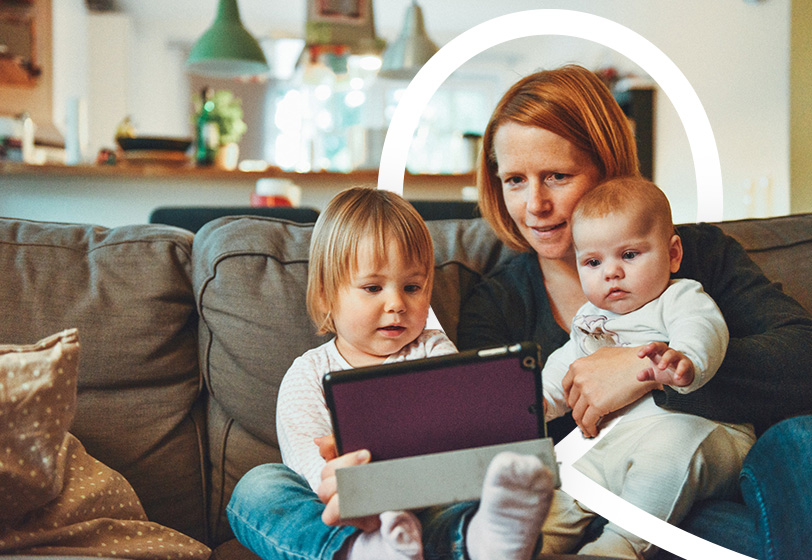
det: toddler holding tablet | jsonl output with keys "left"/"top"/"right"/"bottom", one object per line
{"left": 539, "top": 177, "right": 756, "bottom": 558}
{"left": 228, "top": 186, "right": 554, "bottom": 560}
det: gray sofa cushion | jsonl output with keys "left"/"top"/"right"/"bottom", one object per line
{"left": 193, "top": 216, "right": 329, "bottom": 544}
{"left": 715, "top": 213, "right": 812, "bottom": 312}
{"left": 0, "top": 218, "right": 206, "bottom": 543}
{"left": 426, "top": 218, "right": 517, "bottom": 343}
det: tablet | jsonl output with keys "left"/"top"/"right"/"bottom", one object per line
{"left": 323, "top": 341, "right": 545, "bottom": 461}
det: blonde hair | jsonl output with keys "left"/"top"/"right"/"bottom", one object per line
{"left": 478, "top": 64, "right": 640, "bottom": 251}
{"left": 572, "top": 176, "right": 675, "bottom": 241}
{"left": 306, "top": 187, "right": 434, "bottom": 335}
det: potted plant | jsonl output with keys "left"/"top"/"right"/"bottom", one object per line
{"left": 193, "top": 89, "right": 247, "bottom": 170}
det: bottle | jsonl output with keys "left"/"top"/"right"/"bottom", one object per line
{"left": 195, "top": 87, "right": 219, "bottom": 166}
{"left": 19, "top": 112, "right": 36, "bottom": 164}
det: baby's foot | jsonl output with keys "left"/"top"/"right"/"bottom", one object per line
{"left": 345, "top": 510, "right": 424, "bottom": 560}
{"left": 466, "top": 452, "right": 554, "bottom": 560}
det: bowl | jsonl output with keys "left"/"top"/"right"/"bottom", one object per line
{"left": 116, "top": 136, "right": 193, "bottom": 152}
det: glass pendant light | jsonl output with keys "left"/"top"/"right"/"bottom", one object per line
{"left": 378, "top": 0, "right": 438, "bottom": 80}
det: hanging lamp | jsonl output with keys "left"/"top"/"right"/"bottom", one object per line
{"left": 186, "top": 0, "right": 270, "bottom": 78}
{"left": 378, "top": 0, "right": 438, "bottom": 80}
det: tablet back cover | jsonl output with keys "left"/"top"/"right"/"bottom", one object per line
{"left": 324, "top": 342, "right": 544, "bottom": 461}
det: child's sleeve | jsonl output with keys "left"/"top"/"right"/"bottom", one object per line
{"left": 661, "top": 279, "right": 729, "bottom": 394}
{"left": 423, "top": 329, "right": 459, "bottom": 357}
{"left": 276, "top": 353, "right": 334, "bottom": 492}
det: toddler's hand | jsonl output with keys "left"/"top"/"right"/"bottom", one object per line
{"left": 637, "top": 341, "right": 695, "bottom": 387}
{"left": 317, "top": 448, "right": 380, "bottom": 532}
{"left": 314, "top": 434, "right": 337, "bottom": 461}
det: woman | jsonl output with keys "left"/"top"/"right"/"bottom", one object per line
{"left": 458, "top": 64, "right": 812, "bottom": 558}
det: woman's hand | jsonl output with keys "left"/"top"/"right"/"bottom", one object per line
{"left": 562, "top": 345, "right": 660, "bottom": 437}
{"left": 316, "top": 444, "right": 381, "bottom": 532}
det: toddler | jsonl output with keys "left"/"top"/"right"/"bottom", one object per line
{"left": 540, "top": 177, "right": 756, "bottom": 559}
{"left": 228, "top": 186, "right": 553, "bottom": 560}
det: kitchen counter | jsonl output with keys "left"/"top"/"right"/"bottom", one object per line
{"left": 0, "top": 162, "right": 476, "bottom": 227}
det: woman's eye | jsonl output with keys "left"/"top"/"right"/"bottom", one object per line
{"left": 502, "top": 176, "right": 524, "bottom": 187}
{"left": 547, "top": 173, "right": 569, "bottom": 183}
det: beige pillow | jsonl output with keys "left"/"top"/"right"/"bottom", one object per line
{"left": 0, "top": 328, "right": 79, "bottom": 525}
{"left": 0, "top": 329, "right": 210, "bottom": 558}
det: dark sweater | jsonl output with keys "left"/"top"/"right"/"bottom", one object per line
{"left": 458, "top": 223, "right": 812, "bottom": 437}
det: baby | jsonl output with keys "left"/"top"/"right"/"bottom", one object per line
{"left": 540, "top": 177, "right": 756, "bottom": 559}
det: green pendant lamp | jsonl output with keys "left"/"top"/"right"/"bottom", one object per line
{"left": 186, "top": 0, "right": 270, "bottom": 78}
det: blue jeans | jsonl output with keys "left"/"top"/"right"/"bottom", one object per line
{"left": 740, "top": 415, "right": 812, "bottom": 559}
{"left": 226, "top": 463, "right": 480, "bottom": 560}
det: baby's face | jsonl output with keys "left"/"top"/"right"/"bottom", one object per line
{"left": 332, "top": 238, "right": 430, "bottom": 368}
{"left": 573, "top": 211, "right": 681, "bottom": 315}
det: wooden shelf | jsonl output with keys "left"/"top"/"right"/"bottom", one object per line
{"left": 0, "top": 161, "right": 475, "bottom": 185}
{"left": 0, "top": 56, "right": 39, "bottom": 86}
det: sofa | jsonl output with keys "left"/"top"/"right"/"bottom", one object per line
{"left": 1, "top": 210, "right": 810, "bottom": 560}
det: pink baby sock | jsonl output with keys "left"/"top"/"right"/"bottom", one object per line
{"left": 344, "top": 510, "right": 424, "bottom": 560}
{"left": 466, "top": 451, "right": 554, "bottom": 560}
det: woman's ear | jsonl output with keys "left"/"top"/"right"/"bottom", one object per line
{"left": 669, "top": 234, "right": 683, "bottom": 273}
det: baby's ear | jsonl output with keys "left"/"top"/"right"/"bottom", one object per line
{"left": 668, "top": 234, "right": 683, "bottom": 273}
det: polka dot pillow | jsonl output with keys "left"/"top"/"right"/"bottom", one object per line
{"left": 0, "top": 329, "right": 210, "bottom": 558}
{"left": 0, "top": 328, "right": 79, "bottom": 525}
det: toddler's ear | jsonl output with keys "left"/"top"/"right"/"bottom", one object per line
{"left": 312, "top": 292, "right": 335, "bottom": 335}
{"left": 668, "top": 234, "right": 683, "bottom": 273}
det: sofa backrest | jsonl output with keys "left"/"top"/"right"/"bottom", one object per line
{"left": 192, "top": 216, "right": 327, "bottom": 543}
{"left": 714, "top": 213, "right": 812, "bottom": 312}
{"left": 0, "top": 218, "right": 208, "bottom": 543}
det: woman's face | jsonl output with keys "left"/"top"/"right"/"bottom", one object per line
{"left": 493, "top": 122, "right": 602, "bottom": 261}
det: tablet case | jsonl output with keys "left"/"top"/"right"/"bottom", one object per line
{"left": 335, "top": 437, "right": 558, "bottom": 519}
{"left": 323, "top": 341, "right": 545, "bottom": 461}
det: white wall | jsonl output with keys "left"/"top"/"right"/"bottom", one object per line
{"left": 51, "top": 0, "right": 90, "bottom": 156}
{"left": 87, "top": 13, "right": 131, "bottom": 157}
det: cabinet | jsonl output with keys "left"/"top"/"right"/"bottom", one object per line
{"left": 615, "top": 84, "right": 655, "bottom": 181}
{"left": 0, "top": 0, "right": 40, "bottom": 86}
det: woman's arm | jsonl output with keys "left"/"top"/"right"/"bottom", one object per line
{"left": 663, "top": 223, "right": 812, "bottom": 433}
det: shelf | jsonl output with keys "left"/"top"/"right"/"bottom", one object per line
{"left": 0, "top": 56, "right": 39, "bottom": 86}
{"left": 0, "top": 161, "right": 476, "bottom": 186}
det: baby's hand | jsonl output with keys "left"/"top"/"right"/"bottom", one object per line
{"left": 637, "top": 341, "right": 695, "bottom": 387}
